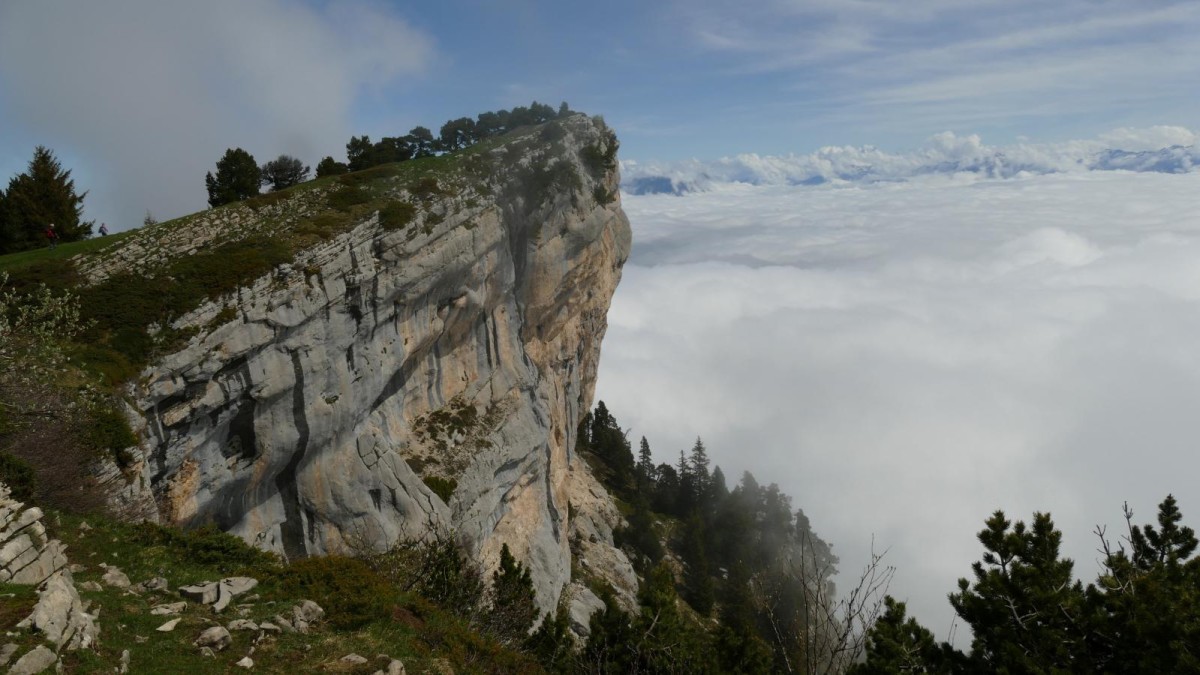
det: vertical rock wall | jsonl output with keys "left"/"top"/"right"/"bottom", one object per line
{"left": 114, "top": 116, "right": 632, "bottom": 611}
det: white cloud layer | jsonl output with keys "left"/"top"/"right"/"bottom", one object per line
{"left": 597, "top": 169, "right": 1200, "bottom": 639}
{"left": 0, "top": 0, "right": 433, "bottom": 229}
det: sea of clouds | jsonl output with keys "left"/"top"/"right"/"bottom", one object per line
{"left": 620, "top": 126, "right": 1199, "bottom": 195}
{"left": 597, "top": 129, "right": 1200, "bottom": 640}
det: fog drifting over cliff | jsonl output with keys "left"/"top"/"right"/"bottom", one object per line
{"left": 597, "top": 138, "right": 1200, "bottom": 636}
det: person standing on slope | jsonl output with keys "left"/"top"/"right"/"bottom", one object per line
{"left": 45, "top": 223, "right": 59, "bottom": 249}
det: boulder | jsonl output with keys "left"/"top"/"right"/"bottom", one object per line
{"left": 6, "top": 646, "right": 55, "bottom": 675}
{"left": 17, "top": 572, "right": 100, "bottom": 650}
{"left": 194, "top": 626, "right": 231, "bottom": 651}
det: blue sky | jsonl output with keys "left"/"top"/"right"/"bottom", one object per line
{"left": 1, "top": 0, "right": 1199, "bottom": 226}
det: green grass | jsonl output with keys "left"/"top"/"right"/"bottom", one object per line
{"left": 21, "top": 512, "right": 545, "bottom": 674}
{"left": 0, "top": 230, "right": 137, "bottom": 273}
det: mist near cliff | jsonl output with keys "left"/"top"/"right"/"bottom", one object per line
{"left": 596, "top": 147, "right": 1200, "bottom": 637}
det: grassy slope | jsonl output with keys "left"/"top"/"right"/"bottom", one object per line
{"left": 0, "top": 510, "right": 541, "bottom": 674}
{"left": 0, "top": 119, "right": 603, "bottom": 672}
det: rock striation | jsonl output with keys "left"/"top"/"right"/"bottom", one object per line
{"left": 0, "top": 486, "right": 68, "bottom": 585}
{"left": 97, "top": 115, "right": 633, "bottom": 612}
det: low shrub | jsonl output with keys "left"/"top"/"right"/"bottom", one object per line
{"left": 380, "top": 202, "right": 416, "bottom": 231}
{"left": 423, "top": 476, "right": 457, "bottom": 502}
{"left": 0, "top": 453, "right": 36, "bottom": 502}
{"left": 280, "top": 555, "right": 395, "bottom": 631}
{"left": 327, "top": 186, "right": 371, "bottom": 211}
{"left": 131, "top": 522, "right": 279, "bottom": 573}
{"left": 86, "top": 405, "right": 137, "bottom": 467}
{"left": 369, "top": 532, "right": 483, "bottom": 616}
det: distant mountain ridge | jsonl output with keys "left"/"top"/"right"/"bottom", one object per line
{"left": 622, "top": 127, "right": 1200, "bottom": 195}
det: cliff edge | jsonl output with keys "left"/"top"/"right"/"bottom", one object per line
{"left": 84, "top": 115, "right": 632, "bottom": 613}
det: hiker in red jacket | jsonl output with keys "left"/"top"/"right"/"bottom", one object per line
{"left": 45, "top": 224, "right": 59, "bottom": 249}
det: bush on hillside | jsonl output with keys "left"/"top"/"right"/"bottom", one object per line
{"left": 281, "top": 555, "right": 395, "bottom": 631}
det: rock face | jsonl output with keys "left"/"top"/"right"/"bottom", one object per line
{"left": 107, "top": 115, "right": 632, "bottom": 612}
{"left": 0, "top": 485, "right": 69, "bottom": 585}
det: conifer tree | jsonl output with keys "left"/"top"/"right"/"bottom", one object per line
{"left": 485, "top": 543, "right": 538, "bottom": 645}
{"left": 205, "top": 148, "right": 260, "bottom": 207}
{"left": 849, "top": 597, "right": 953, "bottom": 674}
{"left": 315, "top": 156, "right": 348, "bottom": 178}
{"left": 681, "top": 514, "right": 715, "bottom": 615}
{"left": 635, "top": 436, "right": 655, "bottom": 494}
{"left": 1, "top": 146, "right": 91, "bottom": 251}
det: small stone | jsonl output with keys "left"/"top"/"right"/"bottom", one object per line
{"left": 340, "top": 653, "right": 368, "bottom": 665}
{"left": 258, "top": 622, "right": 281, "bottom": 634}
{"left": 78, "top": 581, "right": 103, "bottom": 592}
{"left": 138, "top": 577, "right": 169, "bottom": 593}
{"left": 383, "top": 660, "right": 407, "bottom": 675}
{"left": 271, "top": 615, "right": 294, "bottom": 633}
{"left": 236, "top": 656, "right": 254, "bottom": 669}
{"left": 194, "top": 626, "right": 231, "bottom": 651}
{"left": 67, "top": 564, "right": 86, "bottom": 574}
{"left": 134, "top": 636, "right": 148, "bottom": 644}
{"left": 156, "top": 618, "right": 181, "bottom": 632}
{"left": 101, "top": 567, "right": 131, "bottom": 589}
{"left": 78, "top": 522, "right": 91, "bottom": 532}
{"left": 149, "top": 601, "right": 186, "bottom": 615}
{"left": 227, "top": 619, "right": 258, "bottom": 631}
{"left": 119, "top": 649, "right": 130, "bottom": 674}
{"left": 199, "top": 646, "right": 215, "bottom": 658}
{"left": 292, "top": 599, "right": 324, "bottom": 624}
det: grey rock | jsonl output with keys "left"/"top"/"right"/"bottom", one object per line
{"left": 87, "top": 115, "right": 634, "bottom": 616}
{"left": 292, "top": 600, "right": 323, "bottom": 624}
{"left": 17, "top": 572, "right": 100, "bottom": 650}
{"left": 374, "top": 660, "right": 406, "bottom": 675}
{"left": 236, "top": 656, "right": 254, "bottom": 669}
{"left": 0, "top": 643, "right": 17, "bottom": 667}
{"left": 567, "top": 584, "right": 605, "bottom": 639}
{"left": 77, "top": 581, "right": 102, "bottom": 593}
{"left": 6, "top": 645, "right": 55, "bottom": 675}
{"left": 149, "top": 601, "right": 186, "bottom": 615}
{"left": 227, "top": 619, "right": 258, "bottom": 631}
{"left": 271, "top": 615, "right": 294, "bottom": 633}
{"left": 340, "top": 654, "right": 368, "bottom": 664}
{"left": 180, "top": 577, "right": 257, "bottom": 611}
{"left": 178, "top": 582, "right": 219, "bottom": 605}
{"left": 155, "top": 618, "right": 180, "bottom": 632}
{"left": 137, "top": 576, "right": 169, "bottom": 593}
{"left": 118, "top": 649, "right": 129, "bottom": 674}
{"left": 258, "top": 622, "right": 281, "bottom": 634}
{"left": 194, "top": 626, "right": 231, "bottom": 651}
{"left": 100, "top": 566, "right": 130, "bottom": 589}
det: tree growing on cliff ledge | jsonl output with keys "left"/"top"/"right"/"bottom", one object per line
{"left": 205, "top": 148, "right": 260, "bottom": 207}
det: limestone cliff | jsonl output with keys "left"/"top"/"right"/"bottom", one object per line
{"left": 83, "top": 115, "right": 633, "bottom": 612}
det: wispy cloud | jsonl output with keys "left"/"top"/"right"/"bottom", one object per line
{"left": 673, "top": 0, "right": 1200, "bottom": 139}
{"left": 0, "top": 0, "right": 434, "bottom": 229}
